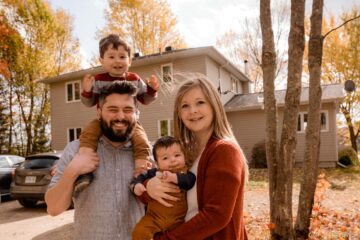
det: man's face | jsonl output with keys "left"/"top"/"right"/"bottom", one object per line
{"left": 97, "top": 93, "right": 137, "bottom": 143}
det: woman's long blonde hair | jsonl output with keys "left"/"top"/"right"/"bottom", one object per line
{"left": 173, "top": 75, "right": 234, "bottom": 161}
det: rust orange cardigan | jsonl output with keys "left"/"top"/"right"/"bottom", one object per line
{"left": 154, "top": 137, "right": 248, "bottom": 240}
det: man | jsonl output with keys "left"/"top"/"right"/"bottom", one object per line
{"left": 45, "top": 81, "right": 145, "bottom": 240}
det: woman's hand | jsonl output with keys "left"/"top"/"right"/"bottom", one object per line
{"left": 146, "top": 176, "right": 180, "bottom": 207}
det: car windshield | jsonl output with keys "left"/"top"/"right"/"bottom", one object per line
{"left": 0, "top": 158, "right": 10, "bottom": 168}
{"left": 23, "top": 157, "right": 58, "bottom": 169}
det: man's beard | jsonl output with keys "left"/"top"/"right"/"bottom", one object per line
{"left": 100, "top": 117, "right": 135, "bottom": 143}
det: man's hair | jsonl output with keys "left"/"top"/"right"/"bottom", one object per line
{"left": 152, "top": 136, "right": 182, "bottom": 162}
{"left": 99, "top": 34, "right": 131, "bottom": 58}
{"left": 98, "top": 80, "right": 138, "bottom": 107}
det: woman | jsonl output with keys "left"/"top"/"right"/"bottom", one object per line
{"left": 147, "top": 75, "right": 248, "bottom": 239}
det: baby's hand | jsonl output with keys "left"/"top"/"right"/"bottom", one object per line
{"left": 159, "top": 171, "right": 178, "bottom": 184}
{"left": 134, "top": 183, "right": 146, "bottom": 196}
{"left": 82, "top": 74, "right": 95, "bottom": 92}
{"left": 146, "top": 75, "right": 159, "bottom": 91}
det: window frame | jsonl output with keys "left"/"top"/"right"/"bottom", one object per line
{"left": 297, "top": 110, "right": 329, "bottom": 133}
{"left": 157, "top": 119, "right": 174, "bottom": 137}
{"left": 161, "top": 63, "right": 173, "bottom": 83}
{"left": 67, "top": 127, "right": 82, "bottom": 143}
{"left": 65, "top": 80, "right": 81, "bottom": 103}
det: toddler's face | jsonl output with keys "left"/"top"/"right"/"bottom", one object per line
{"left": 155, "top": 143, "right": 185, "bottom": 171}
{"left": 100, "top": 44, "right": 131, "bottom": 78}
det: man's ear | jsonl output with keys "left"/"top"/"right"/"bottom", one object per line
{"left": 99, "top": 57, "right": 104, "bottom": 65}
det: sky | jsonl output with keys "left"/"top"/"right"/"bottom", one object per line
{"left": 48, "top": 0, "right": 358, "bottom": 68}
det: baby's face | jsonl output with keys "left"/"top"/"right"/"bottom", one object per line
{"left": 155, "top": 143, "right": 185, "bottom": 171}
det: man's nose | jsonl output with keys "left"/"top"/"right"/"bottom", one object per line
{"left": 115, "top": 111, "right": 125, "bottom": 119}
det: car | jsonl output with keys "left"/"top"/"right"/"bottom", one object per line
{"left": 10, "top": 152, "right": 61, "bottom": 208}
{"left": 0, "top": 155, "right": 25, "bottom": 197}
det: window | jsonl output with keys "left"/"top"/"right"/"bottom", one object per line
{"left": 158, "top": 119, "right": 174, "bottom": 137}
{"left": 68, "top": 128, "right": 82, "bottom": 142}
{"left": 297, "top": 111, "right": 329, "bottom": 133}
{"left": 231, "top": 77, "right": 240, "bottom": 93}
{"left": 66, "top": 81, "right": 81, "bottom": 102}
{"left": 161, "top": 64, "right": 173, "bottom": 83}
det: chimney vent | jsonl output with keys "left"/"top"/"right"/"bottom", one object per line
{"left": 134, "top": 52, "right": 140, "bottom": 58}
{"left": 165, "top": 46, "right": 173, "bottom": 52}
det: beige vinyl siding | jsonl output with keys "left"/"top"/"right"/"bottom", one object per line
{"left": 50, "top": 80, "right": 98, "bottom": 151}
{"left": 133, "top": 56, "right": 207, "bottom": 142}
{"left": 205, "top": 57, "right": 237, "bottom": 104}
{"left": 227, "top": 109, "right": 266, "bottom": 162}
{"left": 227, "top": 103, "right": 339, "bottom": 168}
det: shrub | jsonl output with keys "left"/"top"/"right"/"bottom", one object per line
{"left": 251, "top": 140, "right": 267, "bottom": 168}
{"left": 338, "top": 146, "right": 359, "bottom": 166}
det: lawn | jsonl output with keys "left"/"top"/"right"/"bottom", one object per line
{"left": 245, "top": 166, "right": 360, "bottom": 239}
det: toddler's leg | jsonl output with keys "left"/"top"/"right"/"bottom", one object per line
{"left": 74, "top": 119, "right": 101, "bottom": 196}
{"left": 132, "top": 123, "right": 152, "bottom": 177}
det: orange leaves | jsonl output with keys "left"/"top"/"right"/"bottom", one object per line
{"left": 267, "top": 222, "right": 276, "bottom": 230}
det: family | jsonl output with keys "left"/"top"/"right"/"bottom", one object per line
{"left": 45, "top": 34, "right": 248, "bottom": 240}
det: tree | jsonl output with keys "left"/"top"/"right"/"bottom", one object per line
{"left": 217, "top": 0, "right": 290, "bottom": 92}
{"left": 321, "top": 8, "right": 360, "bottom": 152}
{"left": 295, "top": 0, "right": 324, "bottom": 238}
{"left": 1, "top": 0, "right": 82, "bottom": 155}
{"left": 100, "top": 0, "right": 186, "bottom": 55}
{"left": 260, "top": 0, "right": 305, "bottom": 239}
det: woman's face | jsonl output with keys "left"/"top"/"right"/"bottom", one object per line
{"left": 179, "top": 86, "right": 214, "bottom": 138}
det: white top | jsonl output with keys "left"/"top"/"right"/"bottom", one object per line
{"left": 185, "top": 153, "right": 201, "bottom": 221}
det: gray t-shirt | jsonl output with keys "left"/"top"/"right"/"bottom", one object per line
{"left": 49, "top": 137, "right": 144, "bottom": 240}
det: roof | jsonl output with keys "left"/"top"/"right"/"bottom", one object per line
{"left": 225, "top": 84, "right": 345, "bottom": 112}
{"left": 39, "top": 46, "right": 251, "bottom": 84}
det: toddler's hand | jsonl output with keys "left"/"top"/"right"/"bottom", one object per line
{"left": 82, "top": 74, "right": 95, "bottom": 92}
{"left": 146, "top": 75, "right": 159, "bottom": 91}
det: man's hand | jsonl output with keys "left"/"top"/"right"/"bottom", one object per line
{"left": 146, "top": 75, "right": 159, "bottom": 91}
{"left": 82, "top": 74, "right": 95, "bottom": 92}
{"left": 133, "top": 159, "right": 152, "bottom": 177}
{"left": 146, "top": 176, "right": 180, "bottom": 207}
{"left": 67, "top": 150, "right": 99, "bottom": 177}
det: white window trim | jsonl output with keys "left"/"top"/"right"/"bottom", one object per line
{"left": 67, "top": 127, "right": 82, "bottom": 143}
{"left": 65, "top": 80, "right": 81, "bottom": 103}
{"left": 161, "top": 63, "right": 173, "bottom": 82}
{"left": 297, "top": 110, "right": 329, "bottom": 133}
{"left": 157, "top": 119, "right": 172, "bottom": 137}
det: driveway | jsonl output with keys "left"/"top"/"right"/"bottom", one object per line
{"left": 0, "top": 199, "right": 73, "bottom": 240}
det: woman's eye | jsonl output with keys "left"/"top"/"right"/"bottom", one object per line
{"left": 181, "top": 104, "right": 189, "bottom": 109}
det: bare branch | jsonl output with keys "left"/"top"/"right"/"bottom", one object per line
{"left": 323, "top": 15, "right": 360, "bottom": 40}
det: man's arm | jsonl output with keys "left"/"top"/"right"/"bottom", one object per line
{"left": 45, "top": 151, "right": 99, "bottom": 216}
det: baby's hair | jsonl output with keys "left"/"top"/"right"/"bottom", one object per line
{"left": 152, "top": 136, "right": 182, "bottom": 162}
{"left": 99, "top": 34, "right": 131, "bottom": 58}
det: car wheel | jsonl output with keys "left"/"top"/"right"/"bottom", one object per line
{"left": 18, "top": 199, "right": 38, "bottom": 208}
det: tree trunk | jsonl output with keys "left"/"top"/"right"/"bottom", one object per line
{"left": 295, "top": 0, "right": 324, "bottom": 239}
{"left": 341, "top": 106, "right": 358, "bottom": 152}
{"left": 276, "top": 0, "right": 305, "bottom": 239}
{"left": 259, "top": 0, "right": 278, "bottom": 238}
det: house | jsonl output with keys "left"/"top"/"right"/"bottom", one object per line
{"left": 40, "top": 46, "right": 344, "bottom": 168}
{"left": 226, "top": 84, "right": 344, "bottom": 168}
